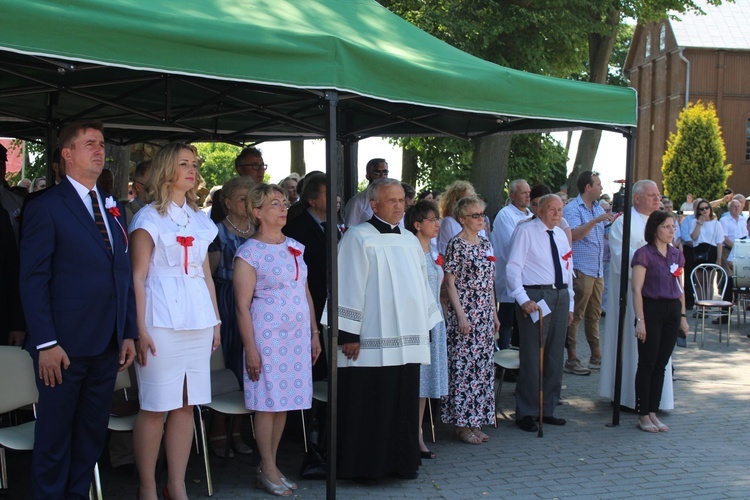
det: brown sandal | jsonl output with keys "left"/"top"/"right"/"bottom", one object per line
{"left": 455, "top": 427, "right": 482, "bottom": 445}
{"left": 471, "top": 427, "right": 490, "bottom": 442}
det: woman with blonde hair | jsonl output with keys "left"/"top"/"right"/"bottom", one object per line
{"left": 234, "top": 184, "right": 321, "bottom": 496}
{"left": 437, "top": 180, "right": 478, "bottom": 255}
{"left": 130, "top": 142, "right": 221, "bottom": 500}
{"left": 441, "top": 195, "right": 500, "bottom": 444}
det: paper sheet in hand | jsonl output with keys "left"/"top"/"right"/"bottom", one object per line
{"left": 529, "top": 299, "right": 552, "bottom": 323}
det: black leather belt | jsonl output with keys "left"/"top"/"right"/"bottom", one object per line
{"left": 525, "top": 284, "right": 567, "bottom": 290}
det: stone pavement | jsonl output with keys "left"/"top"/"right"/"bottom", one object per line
{"left": 5, "top": 316, "right": 750, "bottom": 499}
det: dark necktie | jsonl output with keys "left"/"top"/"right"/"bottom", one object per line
{"left": 547, "top": 229, "right": 563, "bottom": 288}
{"left": 90, "top": 190, "right": 112, "bottom": 253}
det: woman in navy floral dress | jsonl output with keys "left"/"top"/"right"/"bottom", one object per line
{"left": 441, "top": 196, "right": 500, "bottom": 445}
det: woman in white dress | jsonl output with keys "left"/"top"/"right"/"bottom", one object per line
{"left": 130, "top": 143, "right": 221, "bottom": 500}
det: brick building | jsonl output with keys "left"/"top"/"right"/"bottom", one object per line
{"left": 625, "top": 1, "right": 750, "bottom": 200}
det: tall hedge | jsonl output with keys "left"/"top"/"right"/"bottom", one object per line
{"left": 662, "top": 101, "right": 731, "bottom": 207}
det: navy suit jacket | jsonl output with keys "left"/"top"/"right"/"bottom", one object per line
{"left": 19, "top": 177, "right": 137, "bottom": 357}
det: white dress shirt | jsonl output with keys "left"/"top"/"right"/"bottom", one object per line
{"left": 67, "top": 175, "right": 113, "bottom": 245}
{"left": 505, "top": 218, "right": 574, "bottom": 312}
{"left": 490, "top": 204, "right": 532, "bottom": 302}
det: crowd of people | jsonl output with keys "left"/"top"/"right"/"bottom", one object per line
{"left": 2, "top": 124, "right": 744, "bottom": 497}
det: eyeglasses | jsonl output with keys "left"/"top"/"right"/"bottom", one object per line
{"left": 465, "top": 212, "right": 486, "bottom": 219}
{"left": 267, "top": 200, "right": 290, "bottom": 210}
{"left": 133, "top": 180, "right": 145, "bottom": 188}
{"left": 239, "top": 162, "right": 268, "bottom": 171}
{"left": 370, "top": 169, "right": 389, "bottom": 177}
{"left": 423, "top": 217, "right": 441, "bottom": 224}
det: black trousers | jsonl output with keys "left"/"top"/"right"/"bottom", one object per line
{"left": 635, "top": 297, "right": 680, "bottom": 415}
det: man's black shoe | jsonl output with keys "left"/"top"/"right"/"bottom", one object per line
{"left": 516, "top": 416, "right": 538, "bottom": 432}
{"left": 539, "top": 416, "right": 566, "bottom": 426}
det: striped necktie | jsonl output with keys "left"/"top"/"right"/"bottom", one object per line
{"left": 89, "top": 190, "right": 112, "bottom": 253}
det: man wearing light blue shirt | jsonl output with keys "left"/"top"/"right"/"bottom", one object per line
{"left": 562, "top": 172, "right": 613, "bottom": 375}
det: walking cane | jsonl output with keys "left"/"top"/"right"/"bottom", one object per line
{"left": 538, "top": 312, "right": 544, "bottom": 438}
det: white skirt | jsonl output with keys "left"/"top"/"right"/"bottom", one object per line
{"left": 135, "top": 326, "right": 213, "bottom": 412}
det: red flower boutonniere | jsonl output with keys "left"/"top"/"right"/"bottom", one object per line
{"left": 430, "top": 250, "right": 444, "bottom": 267}
{"left": 176, "top": 236, "right": 194, "bottom": 274}
{"left": 486, "top": 248, "right": 496, "bottom": 262}
{"left": 288, "top": 245, "right": 302, "bottom": 280}
{"left": 562, "top": 250, "right": 573, "bottom": 270}
{"left": 670, "top": 263, "right": 683, "bottom": 278}
{"left": 105, "top": 196, "right": 128, "bottom": 251}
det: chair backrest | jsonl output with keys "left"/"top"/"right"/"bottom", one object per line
{"left": 691, "top": 263, "right": 728, "bottom": 301}
{"left": 210, "top": 343, "right": 226, "bottom": 371}
{"left": 733, "top": 239, "right": 750, "bottom": 288}
{"left": 114, "top": 367, "right": 132, "bottom": 392}
{"left": 0, "top": 347, "right": 39, "bottom": 413}
{"left": 208, "top": 344, "right": 241, "bottom": 396}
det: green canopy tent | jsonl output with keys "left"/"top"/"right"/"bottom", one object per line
{"left": 0, "top": 0, "right": 639, "bottom": 495}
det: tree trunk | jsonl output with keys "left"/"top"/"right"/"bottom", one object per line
{"left": 290, "top": 139, "right": 306, "bottom": 176}
{"left": 471, "top": 133, "right": 512, "bottom": 220}
{"left": 401, "top": 146, "right": 418, "bottom": 187}
{"left": 567, "top": 7, "right": 619, "bottom": 197}
{"left": 104, "top": 143, "right": 130, "bottom": 200}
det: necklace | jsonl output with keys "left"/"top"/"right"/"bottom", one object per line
{"left": 225, "top": 215, "right": 252, "bottom": 235}
{"left": 254, "top": 231, "right": 286, "bottom": 245}
{"left": 168, "top": 208, "right": 191, "bottom": 229}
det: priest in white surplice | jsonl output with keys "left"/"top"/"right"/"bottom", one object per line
{"left": 599, "top": 180, "right": 674, "bottom": 410}
{"left": 327, "top": 178, "right": 441, "bottom": 482}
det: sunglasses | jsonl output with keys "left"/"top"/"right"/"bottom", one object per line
{"left": 465, "top": 212, "right": 486, "bottom": 219}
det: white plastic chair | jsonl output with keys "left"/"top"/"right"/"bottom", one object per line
{"left": 731, "top": 239, "right": 750, "bottom": 324}
{"left": 0, "top": 347, "right": 37, "bottom": 490}
{"left": 691, "top": 263, "right": 732, "bottom": 346}
{"left": 196, "top": 345, "right": 254, "bottom": 497}
{"left": 493, "top": 347, "right": 520, "bottom": 426}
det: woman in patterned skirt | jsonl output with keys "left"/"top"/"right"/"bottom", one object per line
{"left": 441, "top": 195, "right": 500, "bottom": 445}
{"left": 234, "top": 184, "right": 321, "bottom": 496}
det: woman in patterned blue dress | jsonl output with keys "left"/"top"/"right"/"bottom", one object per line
{"left": 441, "top": 196, "right": 500, "bottom": 445}
{"left": 405, "top": 200, "right": 448, "bottom": 460}
{"left": 234, "top": 184, "right": 321, "bottom": 496}
{"left": 207, "top": 175, "right": 255, "bottom": 457}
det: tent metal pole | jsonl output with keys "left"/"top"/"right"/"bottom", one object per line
{"left": 610, "top": 127, "right": 636, "bottom": 427}
{"left": 44, "top": 92, "right": 58, "bottom": 182}
{"left": 323, "top": 90, "right": 339, "bottom": 500}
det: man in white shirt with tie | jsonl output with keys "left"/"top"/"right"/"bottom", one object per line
{"left": 506, "top": 194, "right": 574, "bottom": 433}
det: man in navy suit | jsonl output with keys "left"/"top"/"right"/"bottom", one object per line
{"left": 20, "top": 120, "right": 137, "bottom": 499}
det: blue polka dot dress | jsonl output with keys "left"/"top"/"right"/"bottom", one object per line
{"left": 235, "top": 237, "right": 312, "bottom": 412}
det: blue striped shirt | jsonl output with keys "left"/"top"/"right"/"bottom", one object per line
{"left": 563, "top": 195, "right": 606, "bottom": 277}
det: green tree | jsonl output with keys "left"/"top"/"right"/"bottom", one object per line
{"left": 379, "top": 0, "right": 727, "bottom": 200}
{"left": 661, "top": 101, "right": 731, "bottom": 205}
{"left": 194, "top": 142, "right": 242, "bottom": 189}
{"left": 5, "top": 139, "right": 46, "bottom": 186}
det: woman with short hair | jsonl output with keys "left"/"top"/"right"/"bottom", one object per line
{"left": 631, "top": 210, "right": 688, "bottom": 432}
{"left": 405, "top": 199, "right": 448, "bottom": 459}
{"left": 234, "top": 184, "right": 321, "bottom": 496}
{"left": 441, "top": 195, "right": 500, "bottom": 445}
